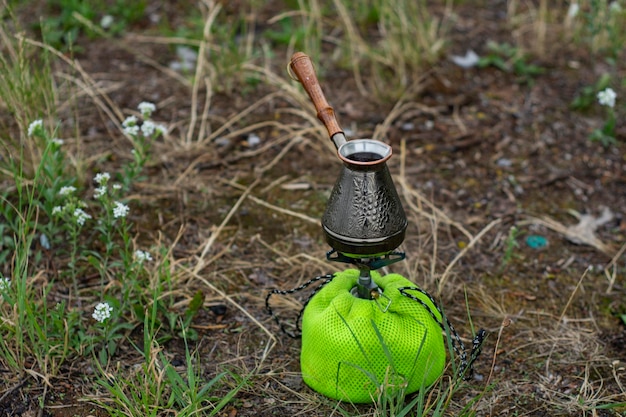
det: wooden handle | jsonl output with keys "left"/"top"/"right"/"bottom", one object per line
{"left": 290, "top": 52, "right": 343, "bottom": 139}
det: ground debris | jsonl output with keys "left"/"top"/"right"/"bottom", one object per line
{"left": 525, "top": 207, "right": 615, "bottom": 255}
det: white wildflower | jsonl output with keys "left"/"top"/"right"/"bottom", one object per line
{"left": 40, "top": 233, "right": 50, "bottom": 250}
{"left": 567, "top": 3, "right": 580, "bottom": 18}
{"left": 122, "top": 115, "right": 137, "bottom": 127}
{"left": 134, "top": 250, "right": 153, "bottom": 262}
{"left": 122, "top": 116, "right": 139, "bottom": 136}
{"left": 59, "top": 186, "right": 77, "bottom": 196}
{"left": 112, "top": 183, "right": 122, "bottom": 190}
{"left": 0, "top": 276, "right": 10, "bottom": 293}
{"left": 52, "top": 205, "right": 63, "bottom": 215}
{"left": 94, "top": 186, "right": 107, "bottom": 199}
{"left": 100, "top": 14, "right": 114, "bottom": 29}
{"left": 28, "top": 119, "right": 43, "bottom": 137}
{"left": 247, "top": 133, "right": 261, "bottom": 147}
{"left": 94, "top": 172, "right": 111, "bottom": 185}
{"left": 51, "top": 138, "right": 64, "bottom": 146}
{"left": 597, "top": 88, "right": 617, "bottom": 108}
{"left": 92, "top": 302, "right": 113, "bottom": 323}
{"left": 141, "top": 120, "right": 156, "bottom": 137}
{"left": 155, "top": 124, "right": 167, "bottom": 136}
{"left": 113, "top": 201, "right": 129, "bottom": 218}
{"left": 610, "top": 1, "right": 622, "bottom": 13}
{"left": 73, "top": 208, "right": 92, "bottom": 226}
{"left": 124, "top": 125, "right": 140, "bottom": 136}
{"left": 138, "top": 101, "right": 156, "bottom": 118}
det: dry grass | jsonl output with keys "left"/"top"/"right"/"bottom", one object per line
{"left": 1, "top": 1, "right": 625, "bottom": 416}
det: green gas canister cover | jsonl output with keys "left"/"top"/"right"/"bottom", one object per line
{"left": 301, "top": 269, "right": 446, "bottom": 403}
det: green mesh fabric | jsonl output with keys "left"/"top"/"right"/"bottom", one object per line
{"left": 301, "top": 269, "right": 445, "bottom": 403}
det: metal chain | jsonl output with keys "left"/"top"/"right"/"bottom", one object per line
{"left": 469, "top": 329, "right": 487, "bottom": 372}
{"left": 398, "top": 286, "right": 486, "bottom": 380}
{"left": 265, "top": 274, "right": 335, "bottom": 339}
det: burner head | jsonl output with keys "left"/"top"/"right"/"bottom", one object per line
{"left": 326, "top": 249, "right": 405, "bottom": 270}
{"left": 322, "top": 139, "right": 407, "bottom": 257}
{"left": 322, "top": 224, "right": 406, "bottom": 257}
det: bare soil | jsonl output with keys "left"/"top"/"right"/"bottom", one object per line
{"left": 2, "top": 1, "right": 625, "bottom": 416}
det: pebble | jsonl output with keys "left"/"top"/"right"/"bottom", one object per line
{"left": 247, "top": 133, "right": 261, "bottom": 147}
{"left": 526, "top": 235, "right": 548, "bottom": 249}
{"left": 496, "top": 158, "right": 512, "bottom": 167}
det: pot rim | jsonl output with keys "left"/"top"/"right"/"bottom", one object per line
{"left": 337, "top": 139, "right": 392, "bottom": 166}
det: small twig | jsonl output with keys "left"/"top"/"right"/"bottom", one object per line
{"left": 37, "top": 384, "right": 47, "bottom": 417}
{"left": 243, "top": 63, "right": 315, "bottom": 115}
{"left": 557, "top": 266, "right": 590, "bottom": 325}
{"left": 438, "top": 218, "right": 502, "bottom": 294}
{"left": 248, "top": 196, "right": 319, "bottom": 225}
{"left": 173, "top": 121, "right": 303, "bottom": 186}
{"left": 71, "top": 12, "right": 190, "bottom": 87}
{"left": 184, "top": 266, "right": 277, "bottom": 366}
{"left": 206, "top": 92, "right": 282, "bottom": 142}
{"left": 190, "top": 324, "right": 228, "bottom": 330}
{"left": 126, "top": 33, "right": 204, "bottom": 47}
{"left": 604, "top": 241, "right": 626, "bottom": 293}
{"left": 20, "top": 35, "right": 129, "bottom": 148}
{"left": 186, "top": 2, "right": 221, "bottom": 144}
{"left": 0, "top": 377, "right": 28, "bottom": 403}
{"left": 372, "top": 84, "right": 427, "bottom": 142}
{"left": 223, "top": 172, "right": 319, "bottom": 225}
{"left": 255, "top": 135, "right": 303, "bottom": 176}
{"left": 193, "top": 178, "right": 259, "bottom": 273}
{"left": 397, "top": 177, "right": 474, "bottom": 241}
{"left": 24, "top": 368, "right": 51, "bottom": 388}
{"left": 485, "top": 317, "right": 512, "bottom": 386}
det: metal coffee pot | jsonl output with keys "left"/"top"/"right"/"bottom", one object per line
{"left": 322, "top": 139, "right": 407, "bottom": 258}
{"left": 289, "top": 53, "right": 407, "bottom": 261}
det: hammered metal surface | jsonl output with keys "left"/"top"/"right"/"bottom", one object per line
{"left": 322, "top": 162, "right": 407, "bottom": 254}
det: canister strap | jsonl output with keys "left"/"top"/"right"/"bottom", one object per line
{"left": 265, "top": 274, "right": 335, "bottom": 339}
{"left": 398, "top": 287, "right": 487, "bottom": 380}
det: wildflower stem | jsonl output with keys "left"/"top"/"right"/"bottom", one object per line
{"left": 99, "top": 201, "right": 115, "bottom": 287}
{"left": 68, "top": 221, "right": 81, "bottom": 307}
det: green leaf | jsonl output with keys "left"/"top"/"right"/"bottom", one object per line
{"left": 107, "top": 338, "right": 117, "bottom": 356}
{"left": 595, "top": 73, "right": 612, "bottom": 91}
{"left": 98, "top": 347, "right": 108, "bottom": 366}
{"left": 184, "top": 290, "right": 205, "bottom": 325}
{"left": 513, "top": 60, "right": 544, "bottom": 77}
{"left": 478, "top": 56, "right": 509, "bottom": 72}
{"left": 86, "top": 254, "right": 102, "bottom": 270}
{"left": 132, "top": 303, "right": 146, "bottom": 322}
{"left": 179, "top": 327, "right": 198, "bottom": 341}
{"left": 595, "top": 401, "right": 626, "bottom": 410}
